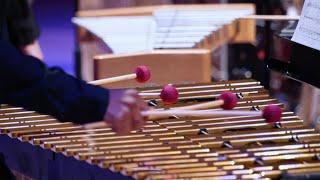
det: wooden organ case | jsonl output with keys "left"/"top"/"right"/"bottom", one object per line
{"left": 2, "top": 79, "right": 320, "bottom": 179}
{"left": 75, "top": 4, "right": 256, "bottom": 88}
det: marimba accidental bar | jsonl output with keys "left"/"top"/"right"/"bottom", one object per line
{"left": 1, "top": 79, "right": 320, "bottom": 179}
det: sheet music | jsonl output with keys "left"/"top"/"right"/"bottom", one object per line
{"left": 72, "top": 16, "right": 156, "bottom": 54}
{"left": 292, "top": 0, "right": 320, "bottom": 51}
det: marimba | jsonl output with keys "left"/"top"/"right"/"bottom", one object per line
{"left": 74, "top": 4, "right": 256, "bottom": 87}
{"left": 1, "top": 79, "right": 320, "bottom": 179}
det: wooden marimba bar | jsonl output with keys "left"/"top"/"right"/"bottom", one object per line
{"left": 1, "top": 79, "right": 320, "bottom": 179}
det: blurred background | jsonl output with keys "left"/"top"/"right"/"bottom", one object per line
{"left": 30, "top": 0, "right": 303, "bottom": 75}
{"left": 32, "top": 0, "right": 76, "bottom": 75}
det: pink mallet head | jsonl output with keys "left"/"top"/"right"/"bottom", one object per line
{"left": 160, "top": 84, "right": 179, "bottom": 104}
{"left": 135, "top": 65, "right": 151, "bottom": 83}
{"left": 262, "top": 105, "right": 282, "bottom": 123}
{"left": 219, "top": 91, "right": 238, "bottom": 110}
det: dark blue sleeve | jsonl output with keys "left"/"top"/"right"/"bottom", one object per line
{"left": 0, "top": 40, "right": 109, "bottom": 124}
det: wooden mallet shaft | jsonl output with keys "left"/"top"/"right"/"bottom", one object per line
{"left": 90, "top": 74, "right": 136, "bottom": 85}
{"left": 89, "top": 65, "right": 151, "bottom": 86}
{"left": 242, "top": 15, "right": 300, "bottom": 21}
{"left": 86, "top": 91, "right": 237, "bottom": 128}
{"left": 83, "top": 100, "right": 223, "bottom": 129}
{"left": 173, "top": 100, "right": 224, "bottom": 110}
{"left": 83, "top": 105, "right": 281, "bottom": 129}
{"left": 148, "top": 99, "right": 225, "bottom": 120}
{"left": 83, "top": 109, "right": 243, "bottom": 129}
{"left": 144, "top": 91, "right": 238, "bottom": 110}
{"left": 143, "top": 109, "right": 261, "bottom": 118}
{"left": 139, "top": 92, "right": 161, "bottom": 97}
{"left": 140, "top": 87, "right": 238, "bottom": 109}
{"left": 167, "top": 90, "right": 238, "bottom": 111}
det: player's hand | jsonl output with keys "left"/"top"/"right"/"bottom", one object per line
{"left": 103, "top": 89, "right": 148, "bottom": 135}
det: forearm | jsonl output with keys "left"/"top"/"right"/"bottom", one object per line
{"left": 0, "top": 40, "right": 109, "bottom": 124}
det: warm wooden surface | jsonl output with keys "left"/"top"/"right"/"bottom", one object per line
{"left": 298, "top": 84, "right": 320, "bottom": 130}
{"left": 78, "top": 0, "right": 171, "bottom": 10}
{"left": 93, "top": 49, "right": 212, "bottom": 88}
{"left": 243, "top": 15, "right": 300, "bottom": 21}
{"left": 79, "top": 40, "right": 111, "bottom": 81}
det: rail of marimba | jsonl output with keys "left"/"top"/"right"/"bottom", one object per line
{"left": 75, "top": 4, "right": 256, "bottom": 87}
{"left": 1, "top": 79, "right": 320, "bottom": 179}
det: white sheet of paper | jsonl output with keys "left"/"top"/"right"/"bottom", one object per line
{"left": 292, "top": 0, "right": 320, "bottom": 51}
{"left": 72, "top": 16, "right": 156, "bottom": 54}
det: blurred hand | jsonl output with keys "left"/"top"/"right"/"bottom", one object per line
{"left": 104, "top": 89, "right": 148, "bottom": 135}
{"left": 20, "top": 40, "right": 44, "bottom": 60}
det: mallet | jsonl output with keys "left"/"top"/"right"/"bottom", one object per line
{"left": 89, "top": 65, "right": 151, "bottom": 85}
